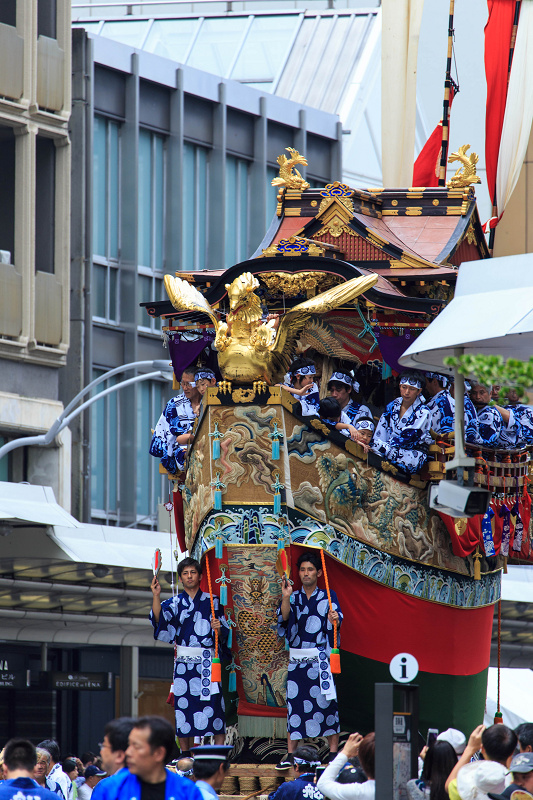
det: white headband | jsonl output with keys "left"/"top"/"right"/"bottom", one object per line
{"left": 400, "top": 376, "right": 423, "bottom": 389}
{"left": 294, "top": 757, "right": 321, "bottom": 767}
{"left": 195, "top": 370, "right": 215, "bottom": 381}
{"left": 355, "top": 419, "right": 375, "bottom": 432}
{"left": 329, "top": 371, "right": 360, "bottom": 393}
{"left": 294, "top": 365, "right": 316, "bottom": 376}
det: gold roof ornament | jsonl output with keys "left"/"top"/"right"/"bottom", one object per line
{"left": 271, "top": 148, "right": 310, "bottom": 190}
{"left": 446, "top": 144, "right": 481, "bottom": 189}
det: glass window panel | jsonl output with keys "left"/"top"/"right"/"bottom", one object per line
{"left": 136, "top": 382, "right": 150, "bottom": 517}
{"left": 154, "top": 135, "right": 165, "bottom": 270}
{"left": 187, "top": 18, "right": 248, "bottom": 77}
{"left": 138, "top": 130, "right": 152, "bottom": 268}
{"left": 109, "top": 122, "right": 119, "bottom": 259}
{"left": 238, "top": 161, "right": 248, "bottom": 261}
{"left": 266, "top": 166, "right": 278, "bottom": 230}
{"left": 109, "top": 266, "right": 118, "bottom": 322}
{"left": 306, "top": 16, "right": 352, "bottom": 111}
{"left": 90, "top": 371, "right": 106, "bottom": 512}
{"left": 143, "top": 19, "right": 199, "bottom": 61}
{"left": 197, "top": 148, "right": 208, "bottom": 268}
{"left": 93, "top": 263, "right": 107, "bottom": 318}
{"left": 100, "top": 20, "right": 151, "bottom": 48}
{"left": 225, "top": 157, "right": 237, "bottom": 267}
{"left": 182, "top": 143, "right": 195, "bottom": 268}
{"left": 107, "top": 382, "right": 118, "bottom": 510}
{"left": 240, "top": 81, "right": 273, "bottom": 92}
{"left": 138, "top": 275, "right": 153, "bottom": 327}
{"left": 275, "top": 17, "right": 315, "bottom": 99}
{"left": 231, "top": 16, "right": 299, "bottom": 81}
{"left": 93, "top": 117, "right": 107, "bottom": 257}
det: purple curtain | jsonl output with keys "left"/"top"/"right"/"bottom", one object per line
{"left": 375, "top": 331, "right": 416, "bottom": 374}
{"left": 168, "top": 332, "right": 216, "bottom": 380}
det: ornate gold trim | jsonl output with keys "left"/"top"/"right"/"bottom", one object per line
{"left": 446, "top": 144, "right": 481, "bottom": 189}
{"left": 405, "top": 207, "right": 423, "bottom": 216}
{"left": 271, "top": 148, "right": 310, "bottom": 190}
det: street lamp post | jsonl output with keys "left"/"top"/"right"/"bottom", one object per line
{"left": 0, "top": 360, "right": 174, "bottom": 462}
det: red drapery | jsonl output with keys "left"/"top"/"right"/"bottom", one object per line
{"left": 413, "top": 87, "right": 455, "bottom": 187}
{"left": 484, "top": 0, "right": 519, "bottom": 206}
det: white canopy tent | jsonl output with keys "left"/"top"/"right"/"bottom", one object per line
{"left": 399, "top": 254, "right": 533, "bottom": 371}
{"left": 485, "top": 668, "right": 533, "bottom": 729}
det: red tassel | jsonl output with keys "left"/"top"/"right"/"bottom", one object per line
{"left": 166, "top": 689, "right": 175, "bottom": 706}
{"left": 330, "top": 649, "right": 341, "bottom": 674}
{"left": 211, "top": 658, "right": 222, "bottom": 682}
{"left": 494, "top": 711, "right": 503, "bottom": 724}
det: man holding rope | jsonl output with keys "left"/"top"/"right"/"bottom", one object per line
{"left": 150, "top": 557, "right": 229, "bottom": 754}
{"left": 276, "top": 551, "right": 343, "bottom": 770}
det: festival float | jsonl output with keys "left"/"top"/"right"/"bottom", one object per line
{"left": 142, "top": 148, "right": 532, "bottom": 749}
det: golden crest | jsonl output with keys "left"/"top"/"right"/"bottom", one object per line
{"left": 454, "top": 518, "right": 468, "bottom": 536}
{"left": 271, "top": 148, "right": 310, "bottom": 190}
{"left": 232, "top": 387, "right": 256, "bottom": 403}
{"left": 447, "top": 144, "right": 481, "bottom": 189}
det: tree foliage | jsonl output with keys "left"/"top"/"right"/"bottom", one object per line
{"left": 443, "top": 354, "right": 533, "bottom": 403}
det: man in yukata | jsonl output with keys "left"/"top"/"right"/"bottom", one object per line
{"left": 503, "top": 388, "right": 533, "bottom": 446}
{"left": 276, "top": 551, "right": 343, "bottom": 770}
{"left": 470, "top": 382, "right": 521, "bottom": 448}
{"left": 150, "top": 557, "right": 229, "bottom": 755}
{"left": 371, "top": 373, "right": 432, "bottom": 474}
{"left": 268, "top": 745, "right": 323, "bottom": 800}
{"left": 149, "top": 368, "right": 201, "bottom": 474}
{"left": 425, "top": 373, "right": 480, "bottom": 445}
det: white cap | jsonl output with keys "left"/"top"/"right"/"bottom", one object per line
{"left": 437, "top": 727, "right": 467, "bottom": 755}
{"left": 456, "top": 761, "right": 507, "bottom": 800}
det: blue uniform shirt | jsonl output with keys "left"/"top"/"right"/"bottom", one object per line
{"left": 0, "top": 777, "right": 59, "bottom": 800}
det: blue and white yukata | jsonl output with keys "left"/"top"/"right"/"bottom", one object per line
{"left": 372, "top": 396, "right": 432, "bottom": 474}
{"left": 425, "top": 389, "right": 481, "bottom": 444}
{"left": 341, "top": 401, "right": 372, "bottom": 427}
{"left": 277, "top": 587, "right": 343, "bottom": 741}
{"left": 300, "top": 382, "right": 321, "bottom": 416}
{"left": 150, "top": 590, "right": 229, "bottom": 738}
{"left": 507, "top": 404, "right": 533, "bottom": 445}
{"left": 476, "top": 404, "right": 519, "bottom": 448}
{"left": 268, "top": 774, "right": 324, "bottom": 800}
{"left": 149, "top": 393, "right": 197, "bottom": 473}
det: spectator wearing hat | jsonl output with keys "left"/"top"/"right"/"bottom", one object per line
{"left": 191, "top": 745, "right": 233, "bottom": 800}
{"left": 495, "top": 753, "right": 533, "bottom": 799}
{"left": 317, "top": 733, "right": 375, "bottom": 800}
{"left": 77, "top": 767, "right": 106, "bottom": 800}
{"left": 371, "top": 373, "right": 432, "bottom": 474}
{"left": 446, "top": 724, "right": 517, "bottom": 800}
{"left": 436, "top": 729, "right": 466, "bottom": 756}
{"left": 268, "top": 746, "right": 323, "bottom": 800}
{"left": 455, "top": 762, "right": 507, "bottom": 800}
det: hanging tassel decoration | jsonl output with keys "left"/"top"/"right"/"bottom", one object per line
{"left": 473, "top": 546, "right": 481, "bottom": 580}
{"left": 209, "top": 422, "right": 223, "bottom": 460}
{"left": 481, "top": 506, "right": 496, "bottom": 557}
{"left": 204, "top": 553, "right": 222, "bottom": 682}
{"left": 226, "top": 657, "right": 241, "bottom": 693}
{"left": 216, "top": 565, "right": 231, "bottom": 607}
{"left": 268, "top": 421, "right": 282, "bottom": 461}
{"left": 211, "top": 472, "right": 226, "bottom": 512}
{"left": 320, "top": 548, "right": 341, "bottom": 674}
{"left": 214, "top": 521, "right": 224, "bottom": 559}
{"left": 226, "top": 609, "right": 236, "bottom": 649}
{"left": 272, "top": 473, "right": 284, "bottom": 516}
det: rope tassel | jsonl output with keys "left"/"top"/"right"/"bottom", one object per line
{"left": 320, "top": 548, "right": 341, "bottom": 674}
{"left": 205, "top": 554, "right": 221, "bottom": 683}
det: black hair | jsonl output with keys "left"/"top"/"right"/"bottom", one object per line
{"left": 335, "top": 762, "right": 367, "bottom": 785}
{"left": 103, "top": 718, "right": 137, "bottom": 753}
{"left": 62, "top": 759, "right": 77, "bottom": 773}
{"left": 358, "top": 733, "right": 375, "bottom": 780}
{"left": 81, "top": 752, "right": 96, "bottom": 764}
{"left": 516, "top": 723, "right": 533, "bottom": 751}
{"left": 289, "top": 356, "right": 315, "bottom": 376}
{"left": 38, "top": 740, "right": 60, "bottom": 764}
{"left": 482, "top": 724, "right": 518, "bottom": 764}
{"left": 4, "top": 739, "right": 37, "bottom": 772}
{"left": 134, "top": 716, "right": 176, "bottom": 764}
{"left": 293, "top": 745, "right": 320, "bottom": 773}
{"left": 177, "top": 557, "right": 202, "bottom": 579}
{"left": 193, "top": 760, "right": 230, "bottom": 781}
{"left": 319, "top": 397, "right": 341, "bottom": 420}
{"left": 297, "top": 550, "right": 321, "bottom": 572}
{"left": 420, "top": 741, "right": 457, "bottom": 800}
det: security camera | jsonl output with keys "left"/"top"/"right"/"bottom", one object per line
{"left": 428, "top": 480, "right": 491, "bottom": 518}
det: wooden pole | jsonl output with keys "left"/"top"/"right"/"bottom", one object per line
{"left": 438, "top": 0, "right": 455, "bottom": 186}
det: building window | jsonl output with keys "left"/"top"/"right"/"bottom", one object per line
{"left": 90, "top": 369, "right": 119, "bottom": 523}
{"left": 0, "top": 1, "right": 16, "bottom": 28}
{"left": 35, "top": 136, "right": 56, "bottom": 274}
{"left": 136, "top": 380, "right": 166, "bottom": 526}
{"left": 266, "top": 165, "right": 278, "bottom": 234}
{"left": 0, "top": 126, "right": 15, "bottom": 266}
{"left": 182, "top": 142, "right": 208, "bottom": 270}
{"left": 225, "top": 156, "right": 249, "bottom": 267}
{"left": 93, "top": 115, "right": 120, "bottom": 322}
{"left": 37, "top": 0, "right": 56, "bottom": 39}
{"left": 138, "top": 129, "right": 166, "bottom": 271}
{"left": 138, "top": 272, "right": 164, "bottom": 331}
